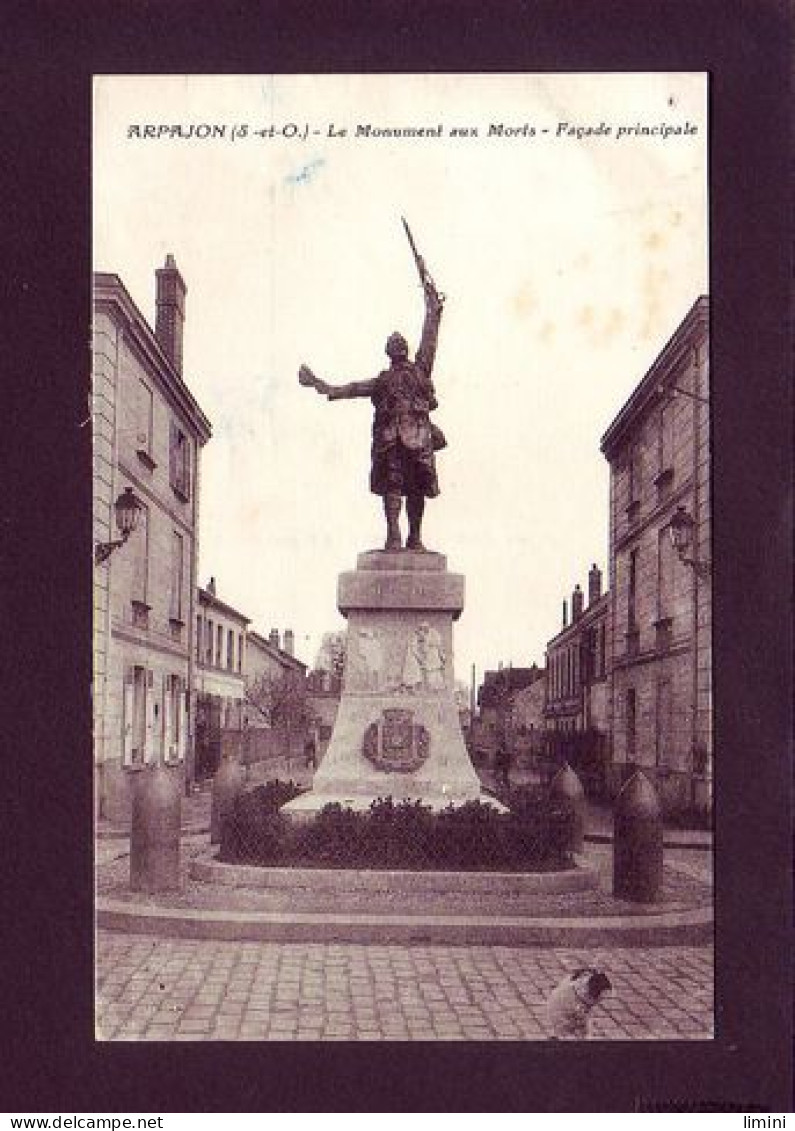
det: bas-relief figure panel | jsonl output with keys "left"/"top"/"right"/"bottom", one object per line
{"left": 345, "top": 615, "right": 451, "bottom": 696}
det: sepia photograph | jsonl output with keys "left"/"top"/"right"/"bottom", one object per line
{"left": 91, "top": 72, "right": 714, "bottom": 1044}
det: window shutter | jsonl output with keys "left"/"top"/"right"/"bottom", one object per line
{"left": 177, "top": 682, "right": 187, "bottom": 761}
{"left": 184, "top": 438, "right": 192, "bottom": 499}
{"left": 162, "top": 673, "right": 172, "bottom": 760}
{"left": 144, "top": 669, "right": 156, "bottom": 763}
{"left": 122, "top": 670, "right": 134, "bottom": 766}
{"left": 169, "top": 419, "right": 178, "bottom": 488}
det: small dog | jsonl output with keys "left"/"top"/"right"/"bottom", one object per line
{"left": 546, "top": 967, "right": 612, "bottom": 1039}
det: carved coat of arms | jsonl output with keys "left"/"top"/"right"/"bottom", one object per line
{"left": 363, "top": 708, "right": 430, "bottom": 773}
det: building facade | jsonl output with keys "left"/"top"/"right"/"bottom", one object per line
{"left": 543, "top": 566, "right": 610, "bottom": 790}
{"left": 509, "top": 666, "right": 547, "bottom": 757}
{"left": 245, "top": 628, "right": 307, "bottom": 723}
{"left": 194, "top": 578, "right": 250, "bottom": 779}
{"left": 93, "top": 257, "right": 211, "bottom": 820}
{"left": 474, "top": 665, "right": 543, "bottom": 762}
{"left": 600, "top": 296, "right": 711, "bottom": 812}
{"left": 544, "top": 568, "right": 610, "bottom": 735}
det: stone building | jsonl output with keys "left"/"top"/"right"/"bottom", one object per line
{"left": 600, "top": 296, "right": 711, "bottom": 812}
{"left": 245, "top": 628, "right": 307, "bottom": 722}
{"left": 509, "top": 666, "right": 547, "bottom": 756}
{"left": 543, "top": 565, "right": 610, "bottom": 791}
{"left": 245, "top": 629, "right": 308, "bottom": 729}
{"left": 474, "top": 665, "right": 543, "bottom": 762}
{"left": 194, "top": 578, "right": 250, "bottom": 779}
{"left": 93, "top": 257, "right": 211, "bottom": 820}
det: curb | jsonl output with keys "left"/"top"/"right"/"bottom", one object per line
{"left": 189, "top": 856, "right": 599, "bottom": 895}
{"left": 585, "top": 832, "right": 713, "bottom": 851}
{"left": 96, "top": 824, "right": 210, "bottom": 841}
{"left": 96, "top": 898, "right": 713, "bottom": 947}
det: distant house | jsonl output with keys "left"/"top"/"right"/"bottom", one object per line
{"left": 194, "top": 578, "right": 250, "bottom": 779}
{"left": 245, "top": 628, "right": 307, "bottom": 729}
{"left": 475, "top": 665, "right": 543, "bottom": 759}
{"left": 543, "top": 565, "right": 610, "bottom": 789}
{"left": 511, "top": 668, "right": 547, "bottom": 753}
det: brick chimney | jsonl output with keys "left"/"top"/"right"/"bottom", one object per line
{"left": 207, "top": 576, "right": 216, "bottom": 596}
{"left": 269, "top": 628, "right": 280, "bottom": 649}
{"left": 588, "top": 563, "right": 602, "bottom": 606}
{"left": 283, "top": 629, "right": 294, "bottom": 656}
{"left": 562, "top": 599, "right": 568, "bottom": 628}
{"left": 572, "top": 584, "right": 584, "bottom": 621}
{"left": 155, "top": 254, "right": 187, "bottom": 375}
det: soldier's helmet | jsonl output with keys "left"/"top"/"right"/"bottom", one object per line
{"left": 386, "top": 332, "right": 409, "bottom": 360}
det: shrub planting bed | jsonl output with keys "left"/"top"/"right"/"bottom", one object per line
{"left": 219, "top": 781, "right": 575, "bottom": 871}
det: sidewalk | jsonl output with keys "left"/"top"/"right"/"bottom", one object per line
{"left": 583, "top": 799, "right": 712, "bottom": 850}
{"left": 480, "top": 764, "right": 712, "bottom": 851}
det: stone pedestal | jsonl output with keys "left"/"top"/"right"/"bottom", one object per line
{"left": 284, "top": 549, "right": 490, "bottom": 816}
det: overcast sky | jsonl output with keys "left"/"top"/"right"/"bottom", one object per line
{"left": 93, "top": 73, "right": 707, "bottom": 685}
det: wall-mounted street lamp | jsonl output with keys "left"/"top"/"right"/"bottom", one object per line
{"left": 669, "top": 505, "right": 711, "bottom": 579}
{"left": 95, "top": 487, "right": 143, "bottom": 565}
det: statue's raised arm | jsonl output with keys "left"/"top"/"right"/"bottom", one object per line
{"left": 402, "top": 217, "right": 445, "bottom": 376}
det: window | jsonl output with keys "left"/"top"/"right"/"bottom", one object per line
{"left": 625, "top": 446, "right": 642, "bottom": 525}
{"left": 628, "top": 548, "right": 638, "bottom": 631}
{"left": 136, "top": 379, "right": 155, "bottom": 468}
{"left": 655, "top": 526, "right": 674, "bottom": 651}
{"left": 124, "top": 665, "right": 149, "bottom": 765}
{"left": 169, "top": 421, "right": 191, "bottom": 500}
{"left": 130, "top": 501, "right": 149, "bottom": 623}
{"left": 227, "top": 628, "right": 234, "bottom": 670}
{"left": 629, "top": 447, "right": 641, "bottom": 502}
{"left": 217, "top": 625, "right": 223, "bottom": 667}
{"left": 206, "top": 619, "right": 214, "bottom": 664}
{"left": 238, "top": 633, "right": 244, "bottom": 673}
{"left": 163, "top": 674, "right": 185, "bottom": 762}
{"left": 626, "top": 687, "right": 637, "bottom": 761}
{"left": 170, "top": 531, "right": 184, "bottom": 622}
{"left": 654, "top": 401, "right": 675, "bottom": 498}
{"left": 196, "top": 615, "right": 202, "bottom": 661}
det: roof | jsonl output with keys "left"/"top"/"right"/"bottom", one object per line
{"left": 197, "top": 586, "right": 251, "bottom": 626}
{"left": 247, "top": 630, "right": 307, "bottom": 673}
{"left": 600, "top": 295, "right": 709, "bottom": 459}
{"left": 478, "top": 665, "right": 543, "bottom": 707}
{"left": 546, "top": 590, "right": 610, "bottom": 649}
{"left": 93, "top": 270, "right": 212, "bottom": 443}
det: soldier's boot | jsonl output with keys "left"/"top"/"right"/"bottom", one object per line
{"left": 406, "top": 494, "right": 425, "bottom": 551}
{"left": 383, "top": 492, "right": 402, "bottom": 550}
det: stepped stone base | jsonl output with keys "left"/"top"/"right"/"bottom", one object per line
{"left": 283, "top": 549, "right": 496, "bottom": 818}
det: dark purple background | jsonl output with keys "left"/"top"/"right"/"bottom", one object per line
{"left": 3, "top": 0, "right": 791, "bottom": 1113}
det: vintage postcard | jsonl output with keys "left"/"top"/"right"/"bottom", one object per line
{"left": 92, "top": 72, "right": 715, "bottom": 1053}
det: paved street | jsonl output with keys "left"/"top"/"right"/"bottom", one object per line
{"left": 96, "top": 931, "right": 713, "bottom": 1041}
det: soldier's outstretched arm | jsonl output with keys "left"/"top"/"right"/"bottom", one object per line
{"left": 298, "top": 364, "right": 376, "bottom": 400}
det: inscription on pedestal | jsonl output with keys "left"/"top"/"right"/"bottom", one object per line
{"left": 363, "top": 709, "right": 430, "bottom": 773}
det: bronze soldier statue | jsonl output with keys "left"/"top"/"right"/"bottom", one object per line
{"left": 299, "top": 220, "right": 446, "bottom": 552}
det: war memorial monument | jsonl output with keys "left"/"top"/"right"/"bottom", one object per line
{"left": 286, "top": 221, "right": 489, "bottom": 816}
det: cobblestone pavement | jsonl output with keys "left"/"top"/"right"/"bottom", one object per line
{"left": 96, "top": 931, "right": 713, "bottom": 1041}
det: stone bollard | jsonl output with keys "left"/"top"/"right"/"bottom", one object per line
{"left": 210, "top": 753, "right": 246, "bottom": 845}
{"left": 613, "top": 770, "right": 663, "bottom": 902}
{"left": 549, "top": 762, "right": 586, "bottom": 855}
{"left": 130, "top": 763, "right": 182, "bottom": 892}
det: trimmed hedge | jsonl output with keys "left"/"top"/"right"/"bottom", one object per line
{"left": 219, "top": 783, "right": 575, "bottom": 871}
